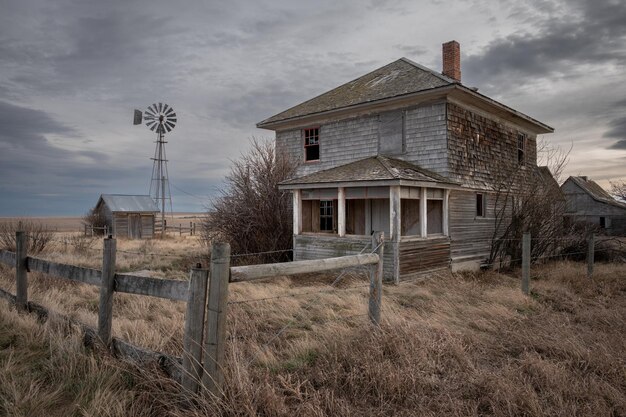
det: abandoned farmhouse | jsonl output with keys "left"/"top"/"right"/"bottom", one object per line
{"left": 258, "top": 41, "right": 555, "bottom": 282}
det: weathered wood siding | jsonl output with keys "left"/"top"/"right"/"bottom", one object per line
{"left": 276, "top": 102, "right": 449, "bottom": 178}
{"left": 562, "top": 180, "right": 626, "bottom": 217}
{"left": 399, "top": 237, "right": 450, "bottom": 278}
{"left": 141, "top": 215, "right": 155, "bottom": 238}
{"left": 448, "top": 190, "right": 496, "bottom": 264}
{"left": 114, "top": 214, "right": 129, "bottom": 238}
{"left": 294, "top": 234, "right": 394, "bottom": 281}
{"left": 447, "top": 102, "right": 537, "bottom": 189}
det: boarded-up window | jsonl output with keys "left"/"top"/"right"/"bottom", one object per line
{"left": 427, "top": 200, "right": 443, "bottom": 234}
{"left": 378, "top": 111, "right": 404, "bottom": 155}
{"left": 401, "top": 199, "right": 420, "bottom": 235}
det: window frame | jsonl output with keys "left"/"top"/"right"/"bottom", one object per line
{"left": 319, "top": 200, "right": 333, "bottom": 232}
{"left": 476, "top": 193, "right": 486, "bottom": 218}
{"left": 303, "top": 127, "right": 320, "bottom": 162}
{"left": 517, "top": 133, "right": 526, "bottom": 166}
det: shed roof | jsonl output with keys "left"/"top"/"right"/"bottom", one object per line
{"left": 564, "top": 177, "right": 626, "bottom": 209}
{"left": 280, "top": 155, "right": 457, "bottom": 187}
{"left": 258, "top": 58, "right": 452, "bottom": 127}
{"left": 98, "top": 194, "right": 160, "bottom": 213}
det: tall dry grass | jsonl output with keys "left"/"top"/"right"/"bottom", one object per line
{"left": 0, "top": 234, "right": 624, "bottom": 416}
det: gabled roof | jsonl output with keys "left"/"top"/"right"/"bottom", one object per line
{"left": 280, "top": 155, "right": 457, "bottom": 187}
{"left": 97, "top": 194, "right": 159, "bottom": 213}
{"left": 535, "top": 166, "right": 565, "bottom": 201}
{"left": 258, "top": 58, "right": 454, "bottom": 127}
{"left": 564, "top": 177, "right": 626, "bottom": 209}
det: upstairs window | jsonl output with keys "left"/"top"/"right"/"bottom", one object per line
{"left": 517, "top": 133, "right": 526, "bottom": 165}
{"left": 320, "top": 200, "right": 333, "bottom": 231}
{"left": 304, "top": 128, "right": 320, "bottom": 161}
{"left": 476, "top": 193, "right": 485, "bottom": 217}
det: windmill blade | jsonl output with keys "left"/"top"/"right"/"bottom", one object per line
{"left": 163, "top": 104, "right": 169, "bottom": 113}
{"left": 165, "top": 107, "right": 175, "bottom": 115}
{"left": 165, "top": 121, "right": 175, "bottom": 130}
{"left": 146, "top": 120, "right": 157, "bottom": 129}
{"left": 158, "top": 102, "right": 163, "bottom": 112}
{"left": 150, "top": 103, "right": 159, "bottom": 114}
{"left": 164, "top": 124, "right": 172, "bottom": 133}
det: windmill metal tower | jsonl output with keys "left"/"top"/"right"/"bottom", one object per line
{"left": 133, "top": 103, "right": 177, "bottom": 237}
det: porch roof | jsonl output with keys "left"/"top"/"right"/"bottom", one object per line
{"left": 280, "top": 155, "right": 458, "bottom": 189}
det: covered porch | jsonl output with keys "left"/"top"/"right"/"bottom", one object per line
{"left": 280, "top": 156, "right": 459, "bottom": 282}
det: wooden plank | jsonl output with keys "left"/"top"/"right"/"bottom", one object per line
{"left": 202, "top": 242, "right": 230, "bottom": 397}
{"left": 230, "top": 253, "right": 379, "bottom": 283}
{"left": 0, "top": 250, "right": 15, "bottom": 267}
{"left": 522, "top": 233, "right": 530, "bottom": 295}
{"left": 115, "top": 274, "right": 188, "bottom": 301}
{"left": 16, "top": 231, "right": 27, "bottom": 310}
{"left": 27, "top": 257, "right": 101, "bottom": 286}
{"left": 98, "top": 238, "right": 116, "bottom": 345}
{"left": 369, "top": 232, "right": 384, "bottom": 325}
{"left": 181, "top": 267, "right": 208, "bottom": 394}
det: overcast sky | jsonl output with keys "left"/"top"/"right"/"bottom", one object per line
{"left": 0, "top": 0, "right": 624, "bottom": 216}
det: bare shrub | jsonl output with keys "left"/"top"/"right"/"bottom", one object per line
{"left": 610, "top": 179, "right": 626, "bottom": 202}
{"left": 0, "top": 220, "right": 53, "bottom": 254}
{"left": 489, "top": 141, "right": 570, "bottom": 267}
{"left": 202, "top": 139, "right": 297, "bottom": 264}
{"left": 83, "top": 207, "right": 107, "bottom": 236}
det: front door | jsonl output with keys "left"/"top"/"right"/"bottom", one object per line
{"left": 129, "top": 214, "right": 141, "bottom": 239}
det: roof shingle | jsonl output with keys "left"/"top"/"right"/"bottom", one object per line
{"left": 258, "top": 58, "right": 453, "bottom": 127}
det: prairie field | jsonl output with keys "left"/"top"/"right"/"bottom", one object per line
{"left": 0, "top": 232, "right": 625, "bottom": 416}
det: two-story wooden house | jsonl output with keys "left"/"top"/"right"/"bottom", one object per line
{"left": 257, "top": 41, "right": 554, "bottom": 282}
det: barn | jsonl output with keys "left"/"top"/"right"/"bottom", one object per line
{"left": 94, "top": 194, "right": 159, "bottom": 239}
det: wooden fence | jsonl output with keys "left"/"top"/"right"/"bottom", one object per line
{"left": 155, "top": 220, "right": 198, "bottom": 236}
{"left": 0, "top": 231, "right": 385, "bottom": 397}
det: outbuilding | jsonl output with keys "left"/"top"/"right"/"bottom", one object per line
{"left": 94, "top": 194, "right": 159, "bottom": 239}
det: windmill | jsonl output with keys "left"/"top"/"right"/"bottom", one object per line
{"left": 133, "top": 103, "right": 177, "bottom": 237}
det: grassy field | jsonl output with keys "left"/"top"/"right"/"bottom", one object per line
{"left": 0, "top": 233, "right": 625, "bottom": 416}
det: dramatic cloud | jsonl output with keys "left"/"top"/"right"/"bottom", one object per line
{"left": 0, "top": 0, "right": 625, "bottom": 214}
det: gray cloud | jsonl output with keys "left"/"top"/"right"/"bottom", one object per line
{"left": 463, "top": 0, "right": 626, "bottom": 89}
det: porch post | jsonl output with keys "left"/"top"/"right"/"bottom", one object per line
{"left": 390, "top": 185, "right": 401, "bottom": 241}
{"left": 390, "top": 185, "right": 401, "bottom": 283}
{"left": 338, "top": 187, "right": 346, "bottom": 237}
{"left": 293, "top": 189, "right": 302, "bottom": 236}
{"left": 420, "top": 187, "right": 427, "bottom": 237}
{"left": 443, "top": 189, "right": 450, "bottom": 236}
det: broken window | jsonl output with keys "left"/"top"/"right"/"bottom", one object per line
{"left": 427, "top": 200, "right": 443, "bottom": 234}
{"left": 517, "top": 133, "right": 526, "bottom": 165}
{"left": 401, "top": 199, "right": 420, "bottom": 235}
{"left": 304, "top": 128, "right": 320, "bottom": 161}
{"left": 599, "top": 217, "right": 606, "bottom": 229}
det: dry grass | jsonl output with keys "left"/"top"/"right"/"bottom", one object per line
{"left": 0, "top": 234, "right": 625, "bottom": 416}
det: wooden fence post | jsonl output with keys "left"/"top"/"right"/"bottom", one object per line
{"left": 522, "top": 232, "right": 530, "bottom": 295}
{"left": 15, "top": 231, "right": 28, "bottom": 310}
{"left": 587, "top": 233, "right": 595, "bottom": 280}
{"left": 181, "top": 264, "right": 209, "bottom": 394}
{"left": 369, "top": 231, "right": 384, "bottom": 325}
{"left": 202, "top": 242, "right": 230, "bottom": 397}
{"left": 98, "top": 237, "right": 117, "bottom": 345}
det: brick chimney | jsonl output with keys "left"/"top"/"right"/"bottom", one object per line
{"left": 442, "top": 40, "right": 461, "bottom": 82}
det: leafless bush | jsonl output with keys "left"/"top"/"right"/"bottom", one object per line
{"left": 489, "top": 141, "right": 570, "bottom": 267}
{"left": 610, "top": 180, "right": 626, "bottom": 202}
{"left": 0, "top": 220, "right": 53, "bottom": 254}
{"left": 202, "top": 138, "right": 297, "bottom": 264}
{"left": 83, "top": 208, "right": 107, "bottom": 236}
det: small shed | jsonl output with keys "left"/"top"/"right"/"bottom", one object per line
{"left": 561, "top": 176, "right": 626, "bottom": 235}
{"left": 95, "top": 194, "right": 159, "bottom": 239}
